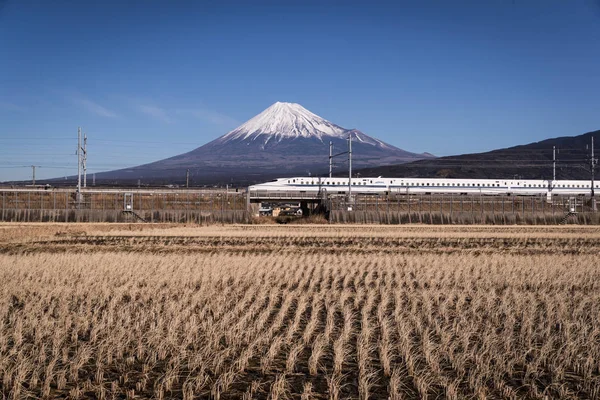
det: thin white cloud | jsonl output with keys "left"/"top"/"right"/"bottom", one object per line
{"left": 73, "top": 97, "right": 118, "bottom": 118}
{"left": 137, "top": 104, "right": 172, "bottom": 123}
{"left": 176, "top": 107, "right": 239, "bottom": 128}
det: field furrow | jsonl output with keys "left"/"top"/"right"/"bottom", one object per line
{"left": 1, "top": 224, "right": 599, "bottom": 399}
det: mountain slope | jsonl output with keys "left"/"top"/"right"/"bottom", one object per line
{"left": 352, "top": 130, "right": 599, "bottom": 180}
{"left": 92, "top": 102, "right": 433, "bottom": 185}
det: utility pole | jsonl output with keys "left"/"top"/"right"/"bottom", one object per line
{"left": 328, "top": 136, "right": 353, "bottom": 204}
{"left": 186, "top": 168, "right": 190, "bottom": 188}
{"left": 553, "top": 146, "right": 556, "bottom": 182}
{"left": 592, "top": 136, "right": 597, "bottom": 210}
{"left": 82, "top": 132, "right": 87, "bottom": 187}
{"left": 30, "top": 165, "right": 40, "bottom": 186}
{"left": 77, "top": 127, "right": 82, "bottom": 197}
{"left": 348, "top": 133, "right": 352, "bottom": 202}
{"left": 329, "top": 141, "right": 333, "bottom": 178}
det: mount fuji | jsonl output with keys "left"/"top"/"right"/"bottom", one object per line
{"left": 94, "top": 102, "right": 434, "bottom": 185}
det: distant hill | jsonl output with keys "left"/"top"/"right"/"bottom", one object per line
{"left": 351, "top": 130, "right": 599, "bottom": 180}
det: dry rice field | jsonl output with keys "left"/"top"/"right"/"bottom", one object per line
{"left": 1, "top": 223, "right": 600, "bottom": 399}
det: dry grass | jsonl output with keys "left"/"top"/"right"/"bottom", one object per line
{"left": 1, "top": 224, "right": 600, "bottom": 399}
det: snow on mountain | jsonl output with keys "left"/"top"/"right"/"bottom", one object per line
{"left": 218, "top": 102, "right": 389, "bottom": 148}
{"left": 89, "top": 101, "right": 433, "bottom": 185}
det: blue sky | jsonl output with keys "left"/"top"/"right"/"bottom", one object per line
{"left": 1, "top": 0, "right": 600, "bottom": 181}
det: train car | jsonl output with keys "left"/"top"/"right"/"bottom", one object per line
{"left": 248, "top": 177, "right": 599, "bottom": 196}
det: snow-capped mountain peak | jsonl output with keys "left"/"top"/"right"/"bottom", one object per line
{"left": 219, "top": 102, "right": 349, "bottom": 144}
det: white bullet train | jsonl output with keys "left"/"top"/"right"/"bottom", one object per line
{"left": 249, "top": 177, "right": 599, "bottom": 196}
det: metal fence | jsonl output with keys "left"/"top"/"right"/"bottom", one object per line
{"left": 327, "top": 194, "right": 600, "bottom": 224}
{"left": 0, "top": 189, "right": 249, "bottom": 223}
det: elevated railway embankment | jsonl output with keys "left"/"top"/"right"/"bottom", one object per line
{"left": 0, "top": 188, "right": 249, "bottom": 223}
{"left": 248, "top": 189, "right": 600, "bottom": 224}
{"left": 1, "top": 187, "right": 599, "bottom": 224}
